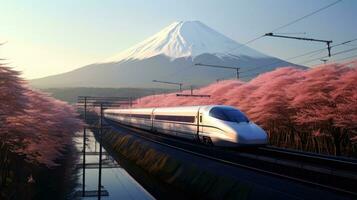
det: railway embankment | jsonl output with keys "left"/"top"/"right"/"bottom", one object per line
{"left": 99, "top": 129, "right": 252, "bottom": 199}
{"left": 97, "top": 125, "right": 351, "bottom": 200}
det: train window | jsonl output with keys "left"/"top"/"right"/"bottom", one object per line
{"left": 112, "top": 113, "right": 130, "bottom": 117}
{"left": 209, "top": 107, "right": 249, "bottom": 123}
{"left": 155, "top": 115, "right": 195, "bottom": 123}
{"left": 131, "top": 114, "right": 151, "bottom": 119}
{"left": 209, "top": 108, "right": 227, "bottom": 121}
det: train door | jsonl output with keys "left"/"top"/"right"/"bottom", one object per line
{"left": 198, "top": 110, "right": 213, "bottom": 146}
{"left": 199, "top": 113, "right": 203, "bottom": 133}
{"left": 196, "top": 107, "right": 203, "bottom": 142}
{"left": 151, "top": 108, "right": 156, "bottom": 132}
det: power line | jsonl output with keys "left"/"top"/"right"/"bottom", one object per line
{"left": 299, "top": 46, "right": 357, "bottom": 65}
{"left": 200, "top": 37, "right": 354, "bottom": 79}
{"left": 304, "top": 49, "right": 326, "bottom": 59}
{"left": 156, "top": 1, "right": 343, "bottom": 82}
{"left": 333, "top": 53, "right": 357, "bottom": 62}
{"left": 197, "top": 38, "right": 357, "bottom": 78}
{"left": 241, "top": 44, "right": 357, "bottom": 79}
{"left": 207, "top": 0, "right": 344, "bottom": 80}
{"left": 195, "top": 63, "right": 240, "bottom": 79}
{"left": 240, "top": 37, "right": 357, "bottom": 73}
{"left": 154, "top": 1, "right": 345, "bottom": 83}
{"left": 225, "top": 0, "right": 342, "bottom": 54}
{"left": 243, "top": 49, "right": 324, "bottom": 73}
{"left": 332, "top": 46, "right": 357, "bottom": 56}
{"left": 239, "top": 72, "right": 261, "bottom": 79}
{"left": 274, "top": 32, "right": 307, "bottom": 35}
{"left": 239, "top": 48, "right": 326, "bottom": 73}
{"left": 234, "top": 35, "right": 265, "bottom": 49}
{"left": 271, "top": 0, "right": 342, "bottom": 32}
{"left": 152, "top": 80, "right": 183, "bottom": 91}
{"left": 264, "top": 33, "right": 333, "bottom": 57}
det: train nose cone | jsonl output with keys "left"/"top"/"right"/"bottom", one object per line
{"left": 232, "top": 122, "right": 268, "bottom": 145}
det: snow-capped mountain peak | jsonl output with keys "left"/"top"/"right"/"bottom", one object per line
{"left": 104, "top": 20, "right": 268, "bottom": 63}
{"left": 31, "top": 20, "right": 300, "bottom": 88}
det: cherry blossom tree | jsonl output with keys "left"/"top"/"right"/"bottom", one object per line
{"left": 134, "top": 61, "right": 357, "bottom": 156}
{"left": 0, "top": 63, "right": 82, "bottom": 188}
{"left": 291, "top": 65, "right": 344, "bottom": 155}
{"left": 246, "top": 67, "right": 304, "bottom": 147}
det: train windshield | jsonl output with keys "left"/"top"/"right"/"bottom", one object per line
{"left": 209, "top": 107, "right": 249, "bottom": 123}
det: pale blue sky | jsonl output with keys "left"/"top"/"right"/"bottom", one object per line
{"left": 1, "top": 0, "right": 356, "bottom": 79}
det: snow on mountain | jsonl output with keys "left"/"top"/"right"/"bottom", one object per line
{"left": 31, "top": 20, "right": 303, "bottom": 89}
{"left": 103, "top": 21, "right": 268, "bottom": 62}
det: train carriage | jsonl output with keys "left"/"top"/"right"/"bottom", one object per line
{"left": 104, "top": 105, "right": 268, "bottom": 147}
{"left": 129, "top": 108, "right": 153, "bottom": 131}
{"left": 153, "top": 106, "right": 199, "bottom": 140}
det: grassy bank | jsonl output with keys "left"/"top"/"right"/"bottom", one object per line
{"left": 100, "top": 129, "right": 252, "bottom": 200}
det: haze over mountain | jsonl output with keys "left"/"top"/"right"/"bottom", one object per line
{"left": 31, "top": 21, "right": 303, "bottom": 88}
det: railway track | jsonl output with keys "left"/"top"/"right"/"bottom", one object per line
{"left": 104, "top": 119, "right": 357, "bottom": 198}
{"left": 256, "top": 146, "right": 357, "bottom": 177}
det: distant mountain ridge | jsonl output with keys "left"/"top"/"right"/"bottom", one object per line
{"left": 31, "top": 21, "right": 304, "bottom": 88}
{"left": 103, "top": 21, "right": 268, "bottom": 62}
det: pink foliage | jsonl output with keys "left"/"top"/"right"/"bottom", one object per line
{"left": 134, "top": 62, "right": 357, "bottom": 148}
{"left": 0, "top": 64, "right": 82, "bottom": 167}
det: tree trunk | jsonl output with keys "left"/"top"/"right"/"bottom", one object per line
{"left": 0, "top": 145, "right": 9, "bottom": 187}
{"left": 333, "top": 134, "right": 341, "bottom": 156}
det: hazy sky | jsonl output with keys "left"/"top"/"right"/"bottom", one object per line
{"left": 1, "top": 0, "right": 356, "bottom": 79}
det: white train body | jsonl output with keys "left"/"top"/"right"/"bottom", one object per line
{"left": 104, "top": 105, "right": 268, "bottom": 147}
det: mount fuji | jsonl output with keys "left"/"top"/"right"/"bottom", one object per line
{"left": 31, "top": 21, "right": 302, "bottom": 88}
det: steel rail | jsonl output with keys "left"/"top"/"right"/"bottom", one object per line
{"left": 103, "top": 120, "right": 357, "bottom": 197}
{"left": 259, "top": 146, "right": 357, "bottom": 166}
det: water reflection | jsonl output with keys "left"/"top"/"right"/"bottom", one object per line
{"left": 75, "top": 130, "right": 154, "bottom": 199}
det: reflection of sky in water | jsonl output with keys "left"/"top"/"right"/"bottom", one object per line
{"left": 75, "top": 131, "right": 155, "bottom": 200}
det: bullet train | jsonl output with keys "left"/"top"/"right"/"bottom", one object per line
{"left": 104, "top": 105, "right": 268, "bottom": 147}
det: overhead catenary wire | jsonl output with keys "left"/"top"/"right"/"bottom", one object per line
{"left": 152, "top": 79, "right": 184, "bottom": 91}
{"left": 192, "top": 37, "right": 355, "bottom": 81}
{"left": 239, "top": 72, "right": 261, "bottom": 79}
{"left": 299, "top": 46, "right": 357, "bottom": 65}
{"left": 264, "top": 33, "right": 333, "bottom": 57}
{"left": 240, "top": 37, "right": 357, "bottom": 74}
{"left": 306, "top": 50, "right": 327, "bottom": 58}
{"left": 330, "top": 46, "right": 357, "bottom": 56}
{"left": 239, "top": 39, "right": 357, "bottom": 79}
{"left": 194, "top": 63, "right": 240, "bottom": 79}
{"left": 270, "top": 0, "right": 342, "bottom": 33}
{"left": 274, "top": 32, "right": 307, "bottom": 35}
{"left": 333, "top": 53, "right": 357, "bottom": 62}
{"left": 240, "top": 48, "right": 326, "bottom": 74}
{"left": 225, "top": 0, "right": 342, "bottom": 54}
{"left": 154, "top": 0, "right": 344, "bottom": 82}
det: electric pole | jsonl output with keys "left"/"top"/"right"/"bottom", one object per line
{"left": 194, "top": 63, "right": 240, "bottom": 79}
{"left": 264, "top": 33, "right": 333, "bottom": 57}
{"left": 152, "top": 80, "right": 183, "bottom": 92}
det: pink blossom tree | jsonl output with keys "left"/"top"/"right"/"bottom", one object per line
{"left": 246, "top": 67, "right": 304, "bottom": 147}
{"left": 290, "top": 64, "right": 355, "bottom": 155}
{"left": 134, "top": 61, "right": 357, "bottom": 156}
{"left": 0, "top": 63, "right": 82, "bottom": 188}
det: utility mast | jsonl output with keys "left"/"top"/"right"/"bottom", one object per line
{"left": 194, "top": 63, "right": 240, "bottom": 79}
{"left": 264, "top": 33, "right": 333, "bottom": 57}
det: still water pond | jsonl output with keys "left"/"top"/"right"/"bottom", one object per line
{"left": 75, "top": 130, "right": 155, "bottom": 199}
